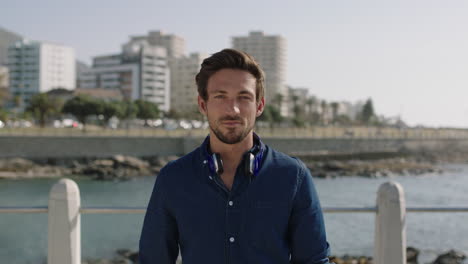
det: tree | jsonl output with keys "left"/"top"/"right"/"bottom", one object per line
{"left": 0, "top": 88, "right": 9, "bottom": 108}
{"left": 0, "top": 108, "right": 7, "bottom": 122}
{"left": 116, "top": 100, "right": 138, "bottom": 129}
{"left": 330, "top": 102, "right": 340, "bottom": 124}
{"left": 335, "top": 114, "right": 352, "bottom": 125}
{"left": 165, "top": 109, "right": 182, "bottom": 120}
{"left": 26, "top": 93, "right": 61, "bottom": 127}
{"left": 258, "top": 105, "right": 282, "bottom": 129}
{"left": 62, "top": 95, "right": 102, "bottom": 130}
{"left": 305, "top": 96, "right": 317, "bottom": 116}
{"left": 360, "top": 98, "right": 375, "bottom": 124}
{"left": 290, "top": 95, "right": 299, "bottom": 115}
{"left": 183, "top": 106, "right": 204, "bottom": 121}
{"left": 135, "top": 99, "right": 160, "bottom": 126}
{"left": 101, "top": 101, "right": 123, "bottom": 128}
{"left": 320, "top": 100, "right": 328, "bottom": 124}
{"left": 272, "top": 93, "right": 284, "bottom": 113}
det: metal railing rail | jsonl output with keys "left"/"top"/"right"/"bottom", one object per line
{"left": 2, "top": 206, "right": 468, "bottom": 214}
{"left": 1, "top": 180, "right": 467, "bottom": 264}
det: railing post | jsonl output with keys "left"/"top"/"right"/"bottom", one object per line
{"left": 48, "top": 178, "right": 81, "bottom": 264}
{"left": 374, "top": 181, "right": 406, "bottom": 264}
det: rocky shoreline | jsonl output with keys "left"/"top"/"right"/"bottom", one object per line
{"left": 81, "top": 247, "right": 466, "bottom": 264}
{"left": 1, "top": 150, "right": 467, "bottom": 180}
{"left": 0, "top": 155, "right": 178, "bottom": 180}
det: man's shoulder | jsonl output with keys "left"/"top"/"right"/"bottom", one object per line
{"left": 262, "top": 145, "right": 309, "bottom": 181}
{"left": 266, "top": 145, "right": 307, "bottom": 170}
{"left": 157, "top": 147, "right": 201, "bottom": 180}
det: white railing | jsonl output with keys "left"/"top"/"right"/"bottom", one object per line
{"left": 1, "top": 179, "right": 468, "bottom": 264}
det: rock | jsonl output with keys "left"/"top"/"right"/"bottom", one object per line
{"left": 0, "top": 158, "right": 67, "bottom": 179}
{"left": 93, "top": 159, "right": 114, "bottom": 167}
{"left": 111, "top": 258, "right": 132, "bottom": 264}
{"left": 329, "top": 255, "right": 373, "bottom": 264}
{"left": 82, "top": 259, "right": 114, "bottom": 264}
{"left": 112, "top": 155, "right": 149, "bottom": 169}
{"left": 432, "top": 250, "right": 466, "bottom": 264}
{"left": 146, "top": 156, "right": 167, "bottom": 167}
{"left": 0, "top": 158, "right": 36, "bottom": 171}
{"left": 128, "top": 252, "right": 139, "bottom": 264}
{"left": 407, "top": 246, "right": 419, "bottom": 264}
{"left": 116, "top": 248, "right": 135, "bottom": 258}
{"left": 323, "top": 161, "right": 346, "bottom": 171}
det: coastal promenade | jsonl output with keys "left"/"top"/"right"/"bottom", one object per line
{"left": 1, "top": 126, "right": 468, "bottom": 159}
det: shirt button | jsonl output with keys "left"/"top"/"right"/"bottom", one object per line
{"left": 229, "top": 237, "right": 235, "bottom": 243}
{"left": 228, "top": 201, "right": 233, "bottom": 206}
{"left": 208, "top": 175, "right": 213, "bottom": 180}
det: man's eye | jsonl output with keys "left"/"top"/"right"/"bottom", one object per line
{"left": 214, "top": 95, "right": 225, "bottom": 99}
{"left": 240, "top": 96, "right": 252, "bottom": 100}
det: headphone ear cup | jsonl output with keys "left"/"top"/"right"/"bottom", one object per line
{"left": 244, "top": 152, "right": 255, "bottom": 177}
{"left": 213, "top": 153, "right": 224, "bottom": 175}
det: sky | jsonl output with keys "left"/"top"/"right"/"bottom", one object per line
{"left": 2, "top": 0, "right": 468, "bottom": 128}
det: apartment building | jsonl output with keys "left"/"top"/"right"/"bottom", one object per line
{"left": 128, "top": 30, "right": 185, "bottom": 59}
{"left": 169, "top": 52, "right": 207, "bottom": 114}
{"left": 232, "top": 31, "right": 288, "bottom": 116}
{"left": 80, "top": 39, "right": 170, "bottom": 111}
{"left": 8, "top": 40, "right": 75, "bottom": 105}
{"left": 0, "top": 27, "right": 23, "bottom": 66}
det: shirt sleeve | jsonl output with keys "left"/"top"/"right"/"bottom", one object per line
{"left": 139, "top": 167, "right": 179, "bottom": 264}
{"left": 288, "top": 162, "right": 331, "bottom": 264}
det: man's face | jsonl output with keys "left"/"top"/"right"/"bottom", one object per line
{"left": 198, "top": 69, "right": 264, "bottom": 145}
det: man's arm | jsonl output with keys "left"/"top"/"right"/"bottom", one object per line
{"left": 139, "top": 168, "right": 179, "bottom": 264}
{"left": 288, "top": 162, "right": 331, "bottom": 264}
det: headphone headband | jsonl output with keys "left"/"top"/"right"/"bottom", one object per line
{"left": 204, "top": 135, "right": 264, "bottom": 178}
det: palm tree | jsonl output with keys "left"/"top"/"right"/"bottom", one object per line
{"left": 330, "top": 102, "right": 339, "bottom": 124}
{"left": 27, "top": 93, "right": 61, "bottom": 127}
{"left": 320, "top": 100, "right": 328, "bottom": 124}
{"left": 272, "top": 93, "right": 283, "bottom": 113}
{"left": 290, "top": 95, "right": 300, "bottom": 116}
{"left": 305, "top": 96, "right": 317, "bottom": 116}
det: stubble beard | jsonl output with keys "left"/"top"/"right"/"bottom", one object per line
{"left": 210, "top": 117, "right": 254, "bottom": 145}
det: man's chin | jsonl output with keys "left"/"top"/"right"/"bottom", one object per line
{"left": 212, "top": 129, "right": 248, "bottom": 145}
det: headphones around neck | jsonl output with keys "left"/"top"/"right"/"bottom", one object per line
{"left": 207, "top": 142, "right": 264, "bottom": 178}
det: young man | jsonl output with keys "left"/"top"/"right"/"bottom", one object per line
{"left": 139, "top": 49, "right": 332, "bottom": 264}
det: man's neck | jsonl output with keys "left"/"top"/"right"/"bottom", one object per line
{"left": 209, "top": 132, "right": 254, "bottom": 166}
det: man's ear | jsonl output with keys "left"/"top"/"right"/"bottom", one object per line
{"left": 256, "top": 97, "right": 265, "bottom": 117}
{"left": 198, "top": 95, "right": 207, "bottom": 116}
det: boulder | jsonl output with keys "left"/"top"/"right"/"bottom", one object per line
{"left": 112, "top": 155, "right": 149, "bottom": 169}
{"left": 407, "top": 246, "right": 419, "bottom": 264}
{"left": 0, "top": 158, "right": 36, "bottom": 171}
{"left": 432, "top": 250, "right": 466, "bottom": 264}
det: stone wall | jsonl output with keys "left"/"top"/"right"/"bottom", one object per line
{"left": 1, "top": 136, "right": 468, "bottom": 158}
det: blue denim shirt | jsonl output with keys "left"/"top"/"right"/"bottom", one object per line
{"left": 139, "top": 136, "right": 331, "bottom": 264}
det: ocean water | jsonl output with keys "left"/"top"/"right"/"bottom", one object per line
{"left": 1, "top": 163, "right": 467, "bottom": 263}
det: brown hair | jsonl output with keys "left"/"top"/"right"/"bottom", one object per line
{"left": 195, "top": 49, "right": 265, "bottom": 102}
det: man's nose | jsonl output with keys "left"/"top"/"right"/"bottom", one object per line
{"left": 225, "top": 98, "right": 240, "bottom": 114}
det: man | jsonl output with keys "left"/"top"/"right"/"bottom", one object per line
{"left": 139, "top": 49, "right": 332, "bottom": 264}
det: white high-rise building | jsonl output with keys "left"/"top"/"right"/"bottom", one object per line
{"left": 232, "top": 31, "right": 288, "bottom": 116}
{"left": 128, "top": 30, "right": 185, "bottom": 59}
{"left": 79, "top": 54, "right": 140, "bottom": 101}
{"left": 0, "top": 27, "right": 23, "bottom": 66}
{"left": 169, "top": 53, "right": 207, "bottom": 114}
{"left": 80, "top": 38, "right": 171, "bottom": 111}
{"left": 8, "top": 40, "right": 75, "bottom": 105}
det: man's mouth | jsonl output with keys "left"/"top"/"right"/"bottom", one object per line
{"left": 220, "top": 118, "right": 243, "bottom": 127}
{"left": 221, "top": 121, "right": 242, "bottom": 126}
